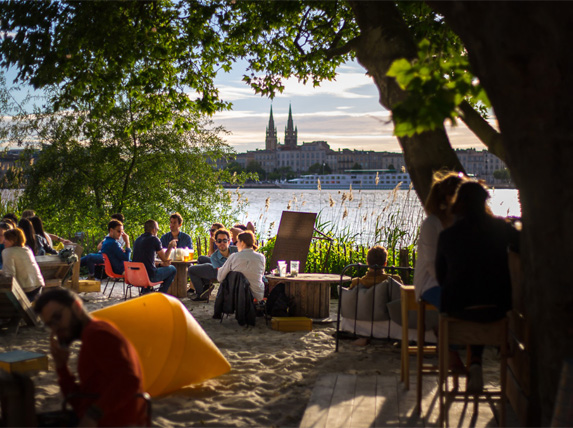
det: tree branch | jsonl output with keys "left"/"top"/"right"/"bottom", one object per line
{"left": 457, "top": 100, "right": 505, "bottom": 162}
{"left": 324, "top": 36, "right": 361, "bottom": 59}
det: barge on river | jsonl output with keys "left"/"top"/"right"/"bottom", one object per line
{"left": 278, "top": 170, "right": 412, "bottom": 190}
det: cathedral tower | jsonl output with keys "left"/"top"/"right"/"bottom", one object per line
{"left": 284, "top": 104, "right": 298, "bottom": 148}
{"left": 265, "top": 106, "right": 278, "bottom": 151}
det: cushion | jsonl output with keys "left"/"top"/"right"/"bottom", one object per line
{"left": 340, "top": 279, "right": 393, "bottom": 322}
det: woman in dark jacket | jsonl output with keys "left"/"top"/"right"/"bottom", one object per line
{"left": 436, "top": 181, "right": 519, "bottom": 393}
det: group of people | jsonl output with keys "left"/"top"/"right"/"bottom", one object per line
{"left": 413, "top": 171, "right": 519, "bottom": 393}
{"left": 0, "top": 210, "right": 72, "bottom": 301}
{"left": 80, "top": 213, "right": 265, "bottom": 301}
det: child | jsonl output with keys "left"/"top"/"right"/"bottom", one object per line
{"left": 349, "top": 245, "right": 402, "bottom": 289}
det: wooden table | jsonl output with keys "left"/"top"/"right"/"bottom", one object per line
{"left": 35, "top": 255, "right": 72, "bottom": 288}
{"left": 266, "top": 273, "right": 351, "bottom": 319}
{"left": 159, "top": 259, "right": 197, "bottom": 298}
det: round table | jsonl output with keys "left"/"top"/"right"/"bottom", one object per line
{"left": 265, "top": 273, "right": 351, "bottom": 319}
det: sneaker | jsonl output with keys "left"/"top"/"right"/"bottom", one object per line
{"left": 467, "top": 363, "right": 484, "bottom": 394}
{"left": 192, "top": 285, "right": 214, "bottom": 303}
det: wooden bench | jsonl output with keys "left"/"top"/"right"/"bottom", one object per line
{"left": 0, "top": 276, "right": 40, "bottom": 334}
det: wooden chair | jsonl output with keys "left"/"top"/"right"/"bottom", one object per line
{"left": 102, "top": 254, "right": 124, "bottom": 298}
{"left": 400, "top": 285, "right": 440, "bottom": 413}
{"left": 269, "top": 211, "right": 317, "bottom": 273}
{"left": 123, "top": 262, "right": 163, "bottom": 300}
{"left": 438, "top": 314, "right": 509, "bottom": 427}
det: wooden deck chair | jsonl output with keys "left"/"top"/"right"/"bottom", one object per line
{"left": 0, "top": 276, "right": 40, "bottom": 334}
{"left": 269, "top": 211, "right": 318, "bottom": 274}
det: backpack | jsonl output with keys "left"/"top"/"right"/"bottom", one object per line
{"left": 265, "top": 283, "right": 295, "bottom": 317}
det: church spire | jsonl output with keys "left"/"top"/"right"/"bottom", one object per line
{"left": 284, "top": 103, "right": 297, "bottom": 148}
{"left": 265, "top": 106, "right": 278, "bottom": 151}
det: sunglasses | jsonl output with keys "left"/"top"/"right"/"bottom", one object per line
{"left": 216, "top": 239, "right": 229, "bottom": 244}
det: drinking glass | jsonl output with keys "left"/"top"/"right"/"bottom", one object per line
{"left": 290, "top": 261, "right": 299, "bottom": 276}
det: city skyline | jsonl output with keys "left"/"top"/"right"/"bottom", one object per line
{"left": 211, "top": 59, "right": 497, "bottom": 154}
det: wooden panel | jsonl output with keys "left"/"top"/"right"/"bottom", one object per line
{"left": 299, "top": 374, "right": 337, "bottom": 428}
{"left": 324, "top": 374, "right": 356, "bottom": 428}
{"left": 509, "top": 309, "right": 531, "bottom": 350}
{"left": 349, "top": 375, "right": 378, "bottom": 427}
{"left": 270, "top": 211, "right": 317, "bottom": 273}
{"left": 506, "top": 364, "right": 535, "bottom": 426}
{"left": 508, "top": 334, "right": 531, "bottom": 396}
{"left": 0, "top": 277, "right": 39, "bottom": 327}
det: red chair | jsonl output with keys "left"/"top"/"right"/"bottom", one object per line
{"left": 102, "top": 254, "right": 125, "bottom": 298}
{"left": 123, "top": 262, "right": 163, "bottom": 300}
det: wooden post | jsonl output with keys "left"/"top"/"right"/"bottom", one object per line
{"left": 399, "top": 248, "right": 410, "bottom": 284}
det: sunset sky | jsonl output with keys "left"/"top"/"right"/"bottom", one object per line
{"left": 211, "top": 59, "right": 494, "bottom": 154}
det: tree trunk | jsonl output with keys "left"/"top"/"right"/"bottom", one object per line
{"left": 429, "top": 2, "right": 573, "bottom": 424}
{"left": 348, "top": 1, "right": 465, "bottom": 202}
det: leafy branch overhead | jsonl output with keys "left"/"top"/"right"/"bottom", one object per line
{"left": 387, "top": 39, "right": 490, "bottom": 138}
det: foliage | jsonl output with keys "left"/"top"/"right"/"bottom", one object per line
{"left": 493, "top": 168, "right": 511, "bottom": 181}
{"left": 245, "top": 160, "right": 265, "bottom": 179}
{"left": 307, "top": 162, "right": 332, "bottom": 175}
{"left": 5, "top": 98, "right": 248, "bottom": 240}
{"left": 387, "top": 38, "right": 490, "bottom": 137}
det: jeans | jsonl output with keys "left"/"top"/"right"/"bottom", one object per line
{"left": 150, "top": 265, "right": 177, "bottom": 294}
{"left": 421, "top": 286, "right": 441, "bottom": 311}
{"left": 188, "top": 262, "right": 218, "bottom": 295}
{"left": 80, "top": 253, "right": 104, "bottom": 276}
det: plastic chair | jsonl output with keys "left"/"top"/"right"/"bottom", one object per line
{"left": 438, "top": 314, "right": 509, "bottom": 427}
{"left": 123, "top": 262, "right": 163, "bottom": 300}
{"left": 101, "top": 254, "right": 125, "bottom": 298}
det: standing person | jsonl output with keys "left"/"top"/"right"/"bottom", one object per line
{"left": 413, "top": 171, "right": 466, "bottom": 307}
{"left": 436, "top": 181, "right": 519, "bottom": 392}
{"left": 133, "top": 219, "right": 176, "bottom": 294}
{"left": 34, "top": 288, "right": 147, "bottom": 426}
{"left": 187, "top": 229, "right": 238, "bottom": 301}
{"left": 160, "top": 212, "right": 193, "bottom": 250}
{"left": 217, "top": 230, "right": 265, "bottom": 302}
{"left": 2, "top": 228, "right": 44, "bottom": 301}
{"left": 101, "top": 220, "right": 131, "bottom": 275}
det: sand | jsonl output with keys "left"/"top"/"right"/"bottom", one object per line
{"left": 0, "top": 286, "right": 404, "bottom": 427}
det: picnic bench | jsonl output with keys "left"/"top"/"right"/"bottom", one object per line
{"left": 0, "top": 276, "right": 40, "bottom": 334}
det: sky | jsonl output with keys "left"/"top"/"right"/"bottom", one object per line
{"left": 3, "top": 58, "right": 494, "bottom": 154}
{"left": 210, "top": 59, "right": 495, "bottom": 154}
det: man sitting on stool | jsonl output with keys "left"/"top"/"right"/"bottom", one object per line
{"left": 188, "top": 228, "right": 237, "bottom": 302}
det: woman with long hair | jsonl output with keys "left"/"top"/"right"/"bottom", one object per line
{"left": 2, "top": 228, "right": 45, "bottom": 301}
{"left": 413, "top": 171, "right": 466, "bottom": 307}
{"left": 436, "top": 180, "right": 519, "bottom": 393}
{"left": 216, "top": 230, "right": 265, "bottom": 302}
{"left": 29, "top": 216, "right": 57, "bottom": 255}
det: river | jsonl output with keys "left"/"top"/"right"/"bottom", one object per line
{"left": 230, "top": 188, "right": 521, "bottom": 246}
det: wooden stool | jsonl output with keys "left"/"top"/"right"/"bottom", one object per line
{"left": 438, "top": 314, "right": 508, "bottom": 427}
{"left": 416, "top": 298, "right": 438, "bottom": 412}
{"left": 399, "top": 285, "right": 417, "bottom": 389}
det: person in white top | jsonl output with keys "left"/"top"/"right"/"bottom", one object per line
{"left": 2, "top": 227, "right": 45, "bottom": 301}
{"left": 413, "top": 171, "right": 466, "bottom": 306}
{"left": 217, "top": 230, "right": 265, "bottom": 301}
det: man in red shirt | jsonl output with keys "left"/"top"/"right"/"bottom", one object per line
{"left": 35, "top": 288, "right": 147, "bottom": 427}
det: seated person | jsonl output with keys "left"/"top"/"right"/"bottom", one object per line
{"left": 18, "top": 218, "right": 42, "bottom": 256}
{"left": 217, "top": 230, "right": 265, "bottom": 302}
{"left": 133, "top": 219, "right": 176, "bottom": 294}
{"left": 0, "top": 221, "right": 14, "bottom": 269}
{"left": 160, "top": 212, "right": 193, "bottom": 250}
{"left": 30, "top": 216, "right": 60, "bottom": 252}
{"left": 436, "top": 181, "right": 519, "bottom": 392}
{"left": 229, "top": 224, "right": 246, "bottom": 246}
{"left": 2, "top": 228, "right": 45, "bottom": 301}
{"left": 82, "top": 214, "right": 126, "bottom": 279}
{"left": 349, "top": 245, "right": 402, "bottom": 289}
{"left": 101, "top": 219, "right": 131, "bottom": 275}
{"left": 2, "top": 213, "right": 18, "bottom": 225}
{"left": 188, "top": 229, "right": 238, "bottom": 301}
{"left": 207, "top": 222, "right": 225, "bottom": 255}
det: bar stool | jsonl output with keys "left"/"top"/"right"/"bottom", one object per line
{"left": 399, "top": 285, "right": 417, "bottom": 389}
{"left": 416, "top": 298, "right": 438, "bottom": 412}
{"left": 438, "top": 314, "right": 509, "bottom": 427}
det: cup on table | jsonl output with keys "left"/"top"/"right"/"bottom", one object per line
{"left": 278, "top": 261, "right": 287, "bottom": 277}
{"left": 290, "top": 261, "right": 299, "bottom": 277}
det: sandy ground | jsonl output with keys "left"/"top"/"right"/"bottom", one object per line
{"left": 0, "top": 284, "right": 502, "bottom": 427}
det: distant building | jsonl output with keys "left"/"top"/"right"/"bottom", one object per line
{"left": 226, "top": 107, "right": 510, "bottom": 186}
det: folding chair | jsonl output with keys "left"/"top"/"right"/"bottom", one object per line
{"left": 102, "top": 254, "right": 125, "bottom": 298}
{"left": 123, "top": 262, "right": 163, "bottom": 300}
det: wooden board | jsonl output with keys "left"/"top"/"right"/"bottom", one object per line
{"left": 0, "top": 276, "right": 40, "bottom": 330}
{"left": 270, "top": 211, "right": 317, "bottom": 273}
{"left": 300, "top": 373, "right": 519, "bottom": 428}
